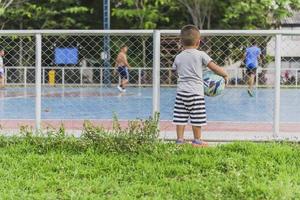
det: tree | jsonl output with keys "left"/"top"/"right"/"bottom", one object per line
{"left": 0, "top": 0, "right": 14, "bottom": 15}
{"left": 222, "top": 0, "right": 300, "bottom": 29}
{"left": 112, "top": 0, "right": 171, "bottom": 29}
{"left": 177, "top": 0, "right": 215, "bottom": 29}
{"left": 0, "top": 0, "right": 91, "bottom": 29}
{"left": 112, "top": 0, "right": 174, "bottom": 69}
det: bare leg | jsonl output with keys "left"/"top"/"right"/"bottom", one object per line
{"left": 248, "top": 74, "right": 255, "bottom": 90}
{"left": 0, "top": 77, "right": 3, "bottom": 88}
{"left": 192, "top": 126, "right": 202, "bottom": 140}
{"left": 192, "top": 125, "right": 208, "bottom": 146}
{"left": 122, "top": 79, "right": 128, "bottom": 89}
{"left": 247, "top": 74, "right": 255, "bottom": 97}
{"left": 176, "top": 125, "right": 185, "bottom": 141}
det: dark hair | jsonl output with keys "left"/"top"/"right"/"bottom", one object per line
{"left": 180, "top": 25, "right": 200, "bottom": 46}
{"left": 121, "top": 45, "right": 128, "bottom": 49}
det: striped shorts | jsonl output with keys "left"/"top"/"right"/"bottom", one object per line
{"left": 173, "top": 91, "right": 207, "bottom": 126}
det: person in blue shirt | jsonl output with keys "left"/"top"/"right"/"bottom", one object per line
{"left": 244, "top": 39, "right": 262, "bottom": 97}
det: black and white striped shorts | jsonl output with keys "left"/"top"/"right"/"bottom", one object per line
{"left": 173, "top": 91, "right": 207, "bottom": 126}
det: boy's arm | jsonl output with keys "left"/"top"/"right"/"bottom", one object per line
{"left": 207, "top": 61, "right": 229, "bottom": 84}
{"left": 123, "top": 54, "right": 131, "bottom": 68}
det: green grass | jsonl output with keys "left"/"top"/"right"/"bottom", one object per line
{"left": 0, "top": 135, "right": 300, "bottom": 199}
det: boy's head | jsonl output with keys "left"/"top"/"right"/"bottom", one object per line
{"left": 180, "top": 25, "right": 200, "bottom": 48}
{"left": 120, "top": 45, "right": 128, "bottom": 53}
{"left": 0, "top": 50, "right": 4, "bottom": 57}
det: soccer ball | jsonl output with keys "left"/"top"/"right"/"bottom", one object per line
{"left": 203, "top": 71, "right": 225, "bottom": 97}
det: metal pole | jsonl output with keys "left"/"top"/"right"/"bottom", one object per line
{"left": 62, "top": 68, "right": 65, "bottom": 86}
{"left": 42, "top": 68, "right": 45, "bottom": 85}
{"left": 296, "top": 69, "right": 298, "bottom": 87}
{"left": 35, "top": 34, "right": 42, "bottom": 130}
{"left": 24, "top": 67, "right": 27, "bottom": 87}
{"left": 138, "top": 68, "right": 142, "bottom": 87}
{"left": 103, "top": 0, "right": 111, "bottom": 85}
{"left": 4, "top": 67, "right": 7, "bottom": 85}
{"left": 273, "top": 34, "right": 281, "bottom": 138}
{"left": 103, "top": 0, "right": 110, "bottom": 30}
{"left": 80, "top": 68, "right": 83, "bottom": 85}
{"left": 100, "top": 68, "right": 103, "bottom": 85}
{"left": 152, "top": 30, "right": 160, "bottom": 116}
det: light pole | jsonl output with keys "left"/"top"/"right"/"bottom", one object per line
{"left": 103, "top": 0, "right": 111, "bottom": 84}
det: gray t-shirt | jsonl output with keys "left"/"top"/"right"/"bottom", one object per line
{"left": 172, "top": 49, "right": 212, "bottom": 96}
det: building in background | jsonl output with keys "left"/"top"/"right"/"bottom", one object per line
{"left": 267, "top": 11, "right": 300, "bottom": 85}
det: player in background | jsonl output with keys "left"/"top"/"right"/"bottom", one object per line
{"left": 244, "top": 39, "right": 262, "bottom": 97}
{"left": 114, "top": 45, "right": 131, "bottom": 92}
{"left": 0, "top": 50, "right": 5, "bottom": 88}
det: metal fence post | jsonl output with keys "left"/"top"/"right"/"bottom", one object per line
{"left": 152, "top": 30, "right": 160, "bottom": 117}
{"left": 80, "top": 68, "right": 83, "bottom": 85}
{"left": 273, "top": 34, "right": 281, "bottom": 138}
{"left": 35, "top": 34, "right": 42, "bottom": 130}
{"left": 138, "top": 68, "right": 142, "bottom": 87}
{"left": 100, "top": 68, "right": 103, "bottom": 86}
{"left": 42, "top": 68, "right": 45, "bottom": 85}
{"left": 24, "top": 67, "right": 27, "bottom": 87}
{"left": 296, "top": 70, "right": 298, "bottom": 87}
{"left": 62, "top": 68, "right": 65, "bottom": 86}
{"left": 4, "top": 67, "right": 7, "bottom": 85}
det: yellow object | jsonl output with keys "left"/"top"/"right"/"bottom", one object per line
{"left": 48, "top": 69, "right": 55, "bottom": 86}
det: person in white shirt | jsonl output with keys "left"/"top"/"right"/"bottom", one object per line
{"left": 172, "top": 25, "right": 228, "bottom": 147}
{"left": 0, "top": 50, "right": 5, "bottom": 88}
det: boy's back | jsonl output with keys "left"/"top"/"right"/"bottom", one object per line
{"left": 173, "top": 49, "right": 212, "bottom": 96}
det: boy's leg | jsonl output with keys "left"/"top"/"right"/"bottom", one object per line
{"left": 192, "top": 126, "right": 202, "bottom": 140}
{"left": 248, "top": 74, "right": 254, "bottom": 90}
{"left": 173, "top": 92, "right": 189, "bottom": 143}
{"left": 246, "top": 69, "right": 255, "bottom": 97}
{"left": 176, "top": 125, "right": 185, "bottom": 141}
{"left": 122, "top": 79, "right": 128, "bottom": 89}
{"left": 0, "top": 77, "right": 3, "bottom": 88}
{"left": 190, "top": 96, "right": 208, "bottom": 146}
{"left": 192, "top": 125, "right": 208, "bottom": 146}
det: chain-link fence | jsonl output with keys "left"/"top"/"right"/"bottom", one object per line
{"left": 0, "top": 30, "right": 299, "bottom": 140}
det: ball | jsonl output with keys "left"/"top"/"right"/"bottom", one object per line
{"left": 203, "top": 71, "right": 225, "bottom": 97}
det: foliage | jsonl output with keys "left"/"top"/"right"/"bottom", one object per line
{"left": 19, "top": 113, "right": 160, "bottom": 154}
{"left": 81, "top": 113, "right": 160, "bottom": 153}
{"left": 0, "top": 0, "right": 91, "bottom": 29}
{"left": 0, "top": 0, "right": 14, "bottom": 16}
{"left": 178, "top": 0, "right": 215, "bottom": 29}
{"left": 112, "top": 0, "right": 172, "bottom": 29}
{"left": 223, "top": 0, "right": 300, "bottom": 29}
{"left": 1, "top": 0, "right": 300, "bottom": 30}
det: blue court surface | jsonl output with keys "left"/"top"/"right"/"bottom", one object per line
{"left": 0, "top": 87, "right": 299, "bottom": 123}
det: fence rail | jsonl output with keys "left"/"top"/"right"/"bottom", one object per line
{"left": 3, "top": 66, "right": 300, "bottom": 87}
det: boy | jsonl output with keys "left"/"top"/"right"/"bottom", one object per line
{"left": 0, "top": 50, "right": 5, "bottom": 88}
{"left": 114, "top": 45, "right": 131, "bottom": 92}
{"left": 244, "top": 39, "right": 262, "bottom": 97}
{"left": 172, "top": 25, "right": 228, "bottom": 147}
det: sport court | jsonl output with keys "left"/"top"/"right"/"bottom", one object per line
{"left": 0, "top": 86, "right": 299, "bottom": 133}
